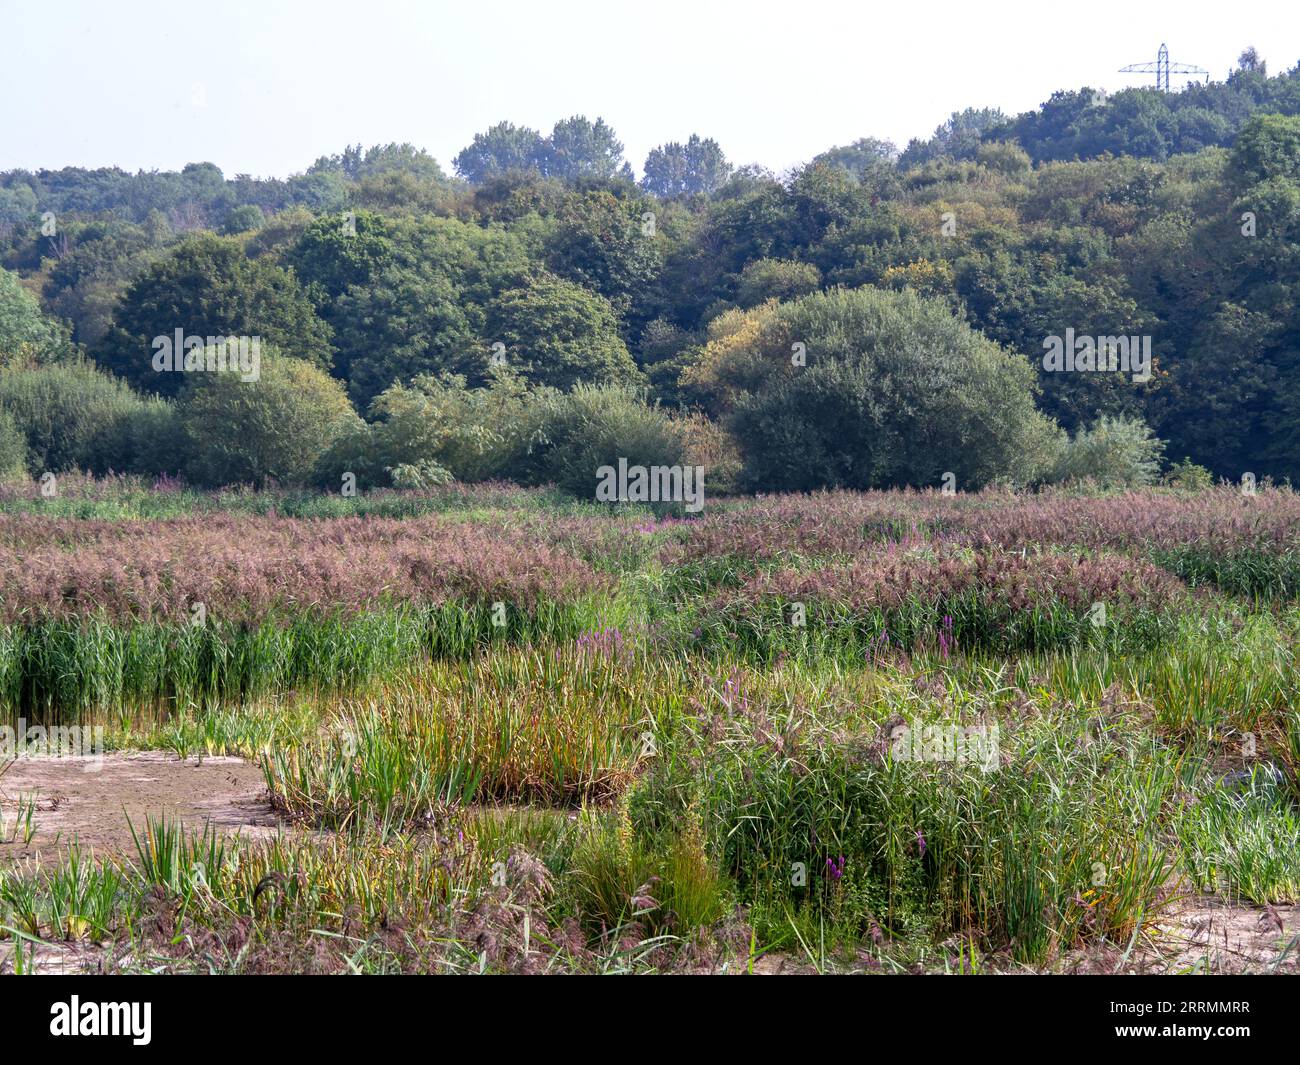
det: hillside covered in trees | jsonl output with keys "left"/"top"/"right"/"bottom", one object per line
{"left": 1, "top": 50, "right": 1298, "bottom": 493}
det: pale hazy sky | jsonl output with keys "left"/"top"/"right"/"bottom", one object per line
{"left": 3, "top": 0, "right": 1297, "bottom": 179}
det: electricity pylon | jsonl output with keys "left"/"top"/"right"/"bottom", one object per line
{"left": 1119, "top": 42, "right": 1208, "bottom": 91}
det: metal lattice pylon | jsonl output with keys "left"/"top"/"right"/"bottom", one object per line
{"left": 1119, "top": 42, "right": 1208, "bottom": 91}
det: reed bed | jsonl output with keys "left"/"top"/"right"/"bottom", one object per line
{"left": 3, "top": 484, "right": 1300, "bottom": 972}
{"left": 663, "top": 486, "right": 1300, "bottom": 598}
{"left": 262, "top": 641, "right": 678, "bottom": 825}
{"left": 695, "top": 546, "right": 1189, "bottom": 657}
{"left": 0, "top": 600, "right": 602, "bottom": 718}
{"left": 0, "top": 513, "right": 607, "bottom": 623}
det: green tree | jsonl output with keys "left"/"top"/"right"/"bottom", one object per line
{"left": 329, "top": 263, "right": 478, "bottom": 407}
{"left": 641, "top": 135, "right": 732, "bottom": 197}
{"left": 0, "top": 267, "right": 72, "bottom": 362}
{"left": 703, "top": 286, "right": 1062, "bottom": 490}
{"left": 96, "top": 235, "right": 333, "bottom": 397}
{"left": 311, "top": 142, "right": 448, "bottom": 182}
{"left": 736, "top": 258, "right": 821, "bottom": 307}
{"left": 544, "top": 116, "right": 626, "bottom": 181}
{"left": 811, "top": 137, "right": 898, "bottom": 189}
{"left": 900, "top": 108, "right": 1008, "bottom": 167}
{"left": 0, "top": 408, "right": 27, "bottom": 479}
{"left": 284, "top": 210, "right": 395, "bottom": 305}
{"left": 42, "top": 220, "right": 166, "bottom": 344}
{"left": 454, "top": 122, "right": 548, "bottom": 183}
{"left": 0, "top": 183, "right": 38, "bottom": 229}
{"left": 543, "top": 190, "right": 661, "bottom": 317}
{"left": 484, "top": 273, "right": 642, "bottom": 391}
{"left": 326, "top": 216, "right": 534, "bottom": 404}
{"left": 178, "top": 353, "right": 358, "bottom": 487}
{"left": 1230, "top": 113, "right": 1300, "bottom": 190}
{"left": 1022, "top": 273, "right": 1157, "bottom": 431}
{"left": 221, "top": 204, "right": 265, "bottom": 234}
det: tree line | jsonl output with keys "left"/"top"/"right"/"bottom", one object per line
{"left": 0, "top": 51, "right": 1297, "bottom": 493}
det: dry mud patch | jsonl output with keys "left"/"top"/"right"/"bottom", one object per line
{"left": 0, "top": 751, "right": 279, "bottom": 862}
{"left": 1126, "top": 895, "right": 1300, "bottom": 974}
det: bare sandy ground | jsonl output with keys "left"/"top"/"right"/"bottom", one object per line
{"left": 1, "top": 752, "right": 281, "bottom": 972}
{"left": 0, "top": 751, "right": 278, "bottom": 863}
{"left": 1124, "top": 894, "right": 1299, "bottom": 974}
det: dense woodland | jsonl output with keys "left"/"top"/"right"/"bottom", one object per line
{"left": 1, "top": 50, "right": 1298, "bottom": 494}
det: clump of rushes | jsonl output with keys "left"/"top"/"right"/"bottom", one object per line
{"left": 23, "top": 812, "right": 743, "bottom": 974}
{"left": 1178, "top": 770, "right": 1300, "bottom": 905}
{"left": 262, "top": 642, "right": 681, "bottom": 827}
{"left": 0, "top": 844, "right": 135, "bottom": 943}
{"left": 631, "top": 668, "right": 1179, "bottom": 964}
{"left": 559, "top": 797, "right": 728, "bottom": 942}
{"left": 0, "top": 599, "right": 608, "bottom": 719}
{"left": 0, "top": 791, "right": 37, "bottom": 845}
{"left": 85, "top": 813, "right": 483, "bottom": 949}
{"left": 1010, "top": 611, "right": 1298, "bottom": 746}
{"left": 1141, "top": 618, "right": 1297, "bottom": 735}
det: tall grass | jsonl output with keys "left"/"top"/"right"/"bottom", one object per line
{"left": 1015, "top": 613, "right": 1298, "bottom": 739}
{"left": 631, "top": 671, "right": 1181, "bottom": 963}
{"left": 0, "top": 599, "right": 605, "bottom": 721}
{"left": 1178, "top": 772, "right": 1300, "bottom": 905}
{"left": 262, "top": 641, "right": 680, "bottom": 827}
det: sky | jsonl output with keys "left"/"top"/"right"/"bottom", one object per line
{"left": 2, "top": 0, "right": 1297, "bottom": 179}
